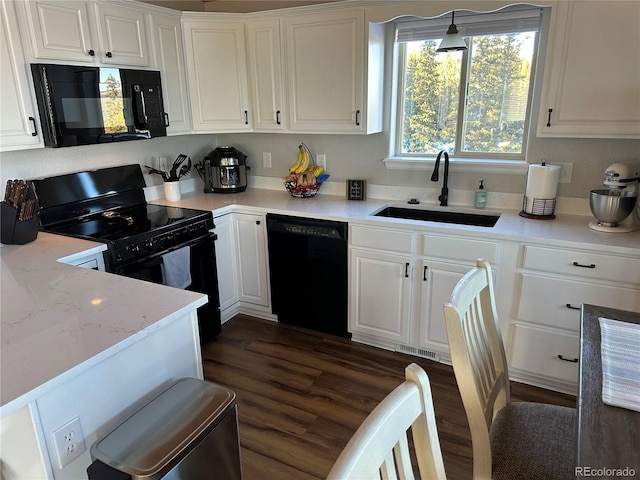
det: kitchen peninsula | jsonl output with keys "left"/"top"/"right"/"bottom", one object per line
{"left": 1, "top": 233, "right": 207, "bottom": 479}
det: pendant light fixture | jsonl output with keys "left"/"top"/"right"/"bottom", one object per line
{"left": 437, "top": 11, "right": 468, "bottom": 52}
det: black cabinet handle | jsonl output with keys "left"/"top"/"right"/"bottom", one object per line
{"left": 566, "top": 303, "right": 580, "bottom": 310}
{"left": 28, "top": 116, "right": 37, "bottom": 136}
{"left": 557, "top": 354, "right": 579, "bottom": 363}
{"left": 256, "top": 220, "right": 261, "bottom": 225}
{"left": 164, "top": 112, "right": 170, "bottom": 127}
{"left": 105, "top": 51, "right": 113, "bottom": 58}
{"left": 546, "top": 108, "right": 552, "bottom": 127}
{"left": 404, "top": 262, "right": 409, "bottom": 278}
{"left": 88, "top": 49, "right": 95, "bottom": 56}
{"left": 276, "top": 110, "right": 281, "bottom": 125}
{"left": 423, "top": 266, "right": 428, "bottom": 281}
{"left": 355, "top": 109, "right": 361, "bottom": 126}
{"left": 244, "top": 110, "right": 248, "bottom": 124}
{"left": 573, "top": 261, "right": 595, "bottom": 269}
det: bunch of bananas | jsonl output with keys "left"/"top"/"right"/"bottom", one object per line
{"left": 285, "top": 143, "right": 324, "bottom": 186}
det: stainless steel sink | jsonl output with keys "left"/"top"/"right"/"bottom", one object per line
{"left": 372, "top": 206, "right": 500, "bottom": 227}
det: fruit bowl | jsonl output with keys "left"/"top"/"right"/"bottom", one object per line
{"left": 285, "top": 181, "right": 321, "bottom": 198}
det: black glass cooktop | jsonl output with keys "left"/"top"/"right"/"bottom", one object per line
{"left": 44, "top": 203, "right": 210, "bottom": 244}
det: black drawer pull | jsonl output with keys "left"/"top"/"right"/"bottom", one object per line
{"left": 244, "top": 110, "right": 249, "bottom": 124}
{"left": 423, "top": 266, "right": 428, "bottom": 281}
{"left": 572, "top": 261, "right": 595, "bottom": 269}
{"left": 404, "top": 262, "right": 409, "bottom": 278}
{"left": 276, "top": 110, "right": 281, "bottom": 125}
{"left": 566, "top": 303, "right": 580, "bottom": 310}
{"left": 355, "top": 109, "right": 361, "bottom": 126}
{"left": 557, "top": 354, "right": 579, "bottom": 363}
{"left": 164, "top": 112, "right": 170, "bottom": 127}
{"left": 546, "top": 108, "right": 552, "bottom": 127}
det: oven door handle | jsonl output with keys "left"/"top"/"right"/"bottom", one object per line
{"left": 120, "top": 233, "right": 216, "bottom": 269}
{"left": 142, "top": 232, "right": 217, "bottom": 263}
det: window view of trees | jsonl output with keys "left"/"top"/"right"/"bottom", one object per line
{"left": 101, "top": 73, "right": 127, "bottom": 134}
{"left": 399, "top": 31, "right": 536, "bottom": 158}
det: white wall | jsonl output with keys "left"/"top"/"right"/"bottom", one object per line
{"left": 2, "top": 132, "right": 638, "bottom": 205}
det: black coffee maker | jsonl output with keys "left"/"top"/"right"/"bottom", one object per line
{"left": 198, "top": 146, "right": 250, "bottom": 193}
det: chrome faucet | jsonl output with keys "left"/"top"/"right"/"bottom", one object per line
{"left": 431, "top": 150, "right": 449, "bottom": 206}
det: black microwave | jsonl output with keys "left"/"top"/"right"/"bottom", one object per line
{"left": 31, "top": 64, "right": 167, "bottom": 147}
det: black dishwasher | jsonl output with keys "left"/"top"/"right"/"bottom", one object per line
{"left": 266, "top": 214, "right": 349, "bottom": 338}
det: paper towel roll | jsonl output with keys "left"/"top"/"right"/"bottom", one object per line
{"left": 524, "top": 164, "right": 561, "bottom": 213}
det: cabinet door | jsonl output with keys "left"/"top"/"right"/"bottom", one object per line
{"left": 349, "top": 249, "right": 412, "bottom": 343}
{"left": 22, "top": 0, "right": 96, "bottom": 62}
{"left": 1, "top": 0, "right": 43, "bottom": 151}
{"left": 150, "top": 12, "right": 191, "bottom": 135}
{"left": 285, "top": 9, "right": 364, "bottom": 133}
{"left": 417, "top": 261, "right": 471, "bottom": 356}
{"left": 538, "top": 0, "right": 640, "bottom": 138}
{"left": 246, "top": 17, "right": 285, "bottom": 131}
{"left": 95, "top": 2, "right": 149, "bottom": 66}
{"left": 182, "top": 18, "right": 251, "bottom": 132}
{"left": 233, "top": 213, "right": 270, "bottom": 307}
{"left": 214, "top": 214, "right": 240, "bottom": 311}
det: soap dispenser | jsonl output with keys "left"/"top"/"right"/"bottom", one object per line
{"left": 474, "top": 180, "right": 487, "bottom": 209}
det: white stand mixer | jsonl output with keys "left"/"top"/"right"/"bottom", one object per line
{"left": 588, "top": 162, "right": 640, "bottom": 233}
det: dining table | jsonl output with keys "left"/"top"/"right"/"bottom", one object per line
{"left": 577, "top": 304, "right": 640, "bottom": 479}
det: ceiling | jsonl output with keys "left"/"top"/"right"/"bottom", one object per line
{"left": 137, "top": 0, "right": 340, "bottom": 13}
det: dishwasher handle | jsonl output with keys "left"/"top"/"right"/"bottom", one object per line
{"left": 266, "top": 214, "right": 347, "bottom": 240}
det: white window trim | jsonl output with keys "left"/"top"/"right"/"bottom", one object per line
{"left": 385, "top": 5, "right": 549, "bottom": 176}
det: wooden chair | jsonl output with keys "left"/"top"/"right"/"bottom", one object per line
{"left": 327, "top": 363, "right": 447, "bottom": 480}
{"left": 443, "top": 259, "right": 576, "bottom": 480}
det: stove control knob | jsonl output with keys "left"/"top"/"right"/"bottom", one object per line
{"left": 145, "top": 239, "right": 156, "bottom": 251}
{"left": 129, "top": 244, "right": 141, "bottom": 255}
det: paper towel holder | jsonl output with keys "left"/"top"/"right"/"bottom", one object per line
{"left": 519, "top": 196, "right": 556, "bottom": 219}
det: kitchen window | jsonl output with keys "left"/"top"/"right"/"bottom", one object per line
{"left": 387, "top": 6, "right": 548, "bottom": 170}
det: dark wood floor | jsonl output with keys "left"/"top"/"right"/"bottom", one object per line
{"left": 201, "top": 315, "right": 576, "bottom": 480}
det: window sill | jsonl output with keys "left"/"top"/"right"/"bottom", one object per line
{"left": 383, "top": 157, "right": 529, "bottom": 175}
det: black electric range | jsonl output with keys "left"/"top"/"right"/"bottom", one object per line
{"left": 31, "top": 164, "right": 221, "bottom": 342}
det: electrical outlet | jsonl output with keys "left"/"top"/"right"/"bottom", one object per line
{"left": 558, "top": 162, "right": 573, "bottom": 183}
{"left": 317, "top": 154, "right": 326, "bottom": 170}
{"left": 159, "top": 156, "right": 168, "bottom": 173}
{"left": 262, "top": 152, "right": 272, "bottom": 168}
{"left": 51, "top": 416, "right": 86, "bottom": 469}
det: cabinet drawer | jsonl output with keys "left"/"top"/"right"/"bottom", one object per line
{"left": 522, "top": 245, "right": 640, "bottom": 284}
{"left": 422, "top": 234, "right": 498, "bottom": 263}
{"left": 518, "top": 274, "right": 640, "bottom": 332}
{"left": 510, "top": 323, "right": 579, "bottom": 385}
{"left": 350, "top": 225, "right": 413, "bottom": 253}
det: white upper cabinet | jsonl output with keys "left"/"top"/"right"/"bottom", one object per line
{"left": 285, "top": 9, "right": 373, "bottom": 133}
{"left": 19, "top": 0, "right": 150, "bottom": 66}
{"left": 94, "top": 2, "right": 149, "bottom": 66}
{"left": 149, "top": 11, "right": 190, "bottom": 135}
{"left": 538, "top": 0, "right": 640, "bottom": 138}
{"left": 182, "top": 16, "right": 251, "bottom": 133}
{"left": 245, "top": 17, "right": 285, "bottom": 132}
{"left": 0, "top": 0, "right": 42, "bottom": 151}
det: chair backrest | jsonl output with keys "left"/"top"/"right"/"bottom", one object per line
{"left": 327, "top": 363, "right": 447, "bottom": 480}
{"left": 443, "top": 259, "right": 510, "bottom": 480}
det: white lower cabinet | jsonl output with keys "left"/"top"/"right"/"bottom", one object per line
{"left": 349, "top": 224, "right": 502, "bottom": 361}
{"left": 350, "top": 248, "right": 413, "bottom": 346}
{"left": 213, "top": 213, "right": 240, "bottom": 318}
{"left": 509, "top": 244, "right": 640, "bottom": 394}
{"left": 214, "top": 212, "right": 271, "bottom": 322}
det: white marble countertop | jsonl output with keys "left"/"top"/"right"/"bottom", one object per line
{"left": 0, "top": 233, "right": 207, "bottom": 416}
{"left": 156, "top": 188, "right": 640, "bottom": 255}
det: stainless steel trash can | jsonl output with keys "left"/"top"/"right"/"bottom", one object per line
{"left": 87, "top": 378, "right": 242, "bottom": 480}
